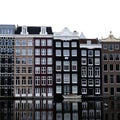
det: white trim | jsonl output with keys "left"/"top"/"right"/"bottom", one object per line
{"left": 80, "top": 44, "right": 101, "bottom": 49}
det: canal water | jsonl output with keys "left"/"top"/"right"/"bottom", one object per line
{"left": 0, "top": 99, "right": 120, "bottom": 120}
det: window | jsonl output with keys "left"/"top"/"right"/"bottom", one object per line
{"left": 81, "top": 50, "right": 86, "bottom": 56}
{"left": 35, "top": 76, "right": 40, "bottom": 85}
{"left": 28, "top": 58, "right": 32, "bottom": 65}
{"left": 16, "top": 58, "right": 20, "bottom": 64}
{"left": 81, "top": 58, "right": 87, "bottom": 65}
{"left": 41, "top": 49, "right": 46, "bottom": 56}
{"left": 47, "top": 49, "right": 52, "bottom": 55}
{"left": 110, "top": 75, "right": 114, "bottom": 83}
{"left": 95, "top": 79, "right": 100, "bottom": 86}
{"left": 72, "top": 61, "right": 77, "bottom": 71}
{"left": 41, "top": 39, "right": 46, "bottom": 46}
{"left": 95, "top": 88, "right": 100, "bottom": 94}
{"left": 82, "top": 88, "right": 87, "bottom": 94}
{"left": 63, "top": 50, "right": 69, "bottom": 56}
{"left": 35, "top": 39, "right": 40, "bottom": 46}
{"left": 56, "top": 42, "right": 61, "bottom": 47}
{"left": 28, "top": 39, "right": 32, "bottom": 46}
{"left": 103, "top": 54, "right": 108, "bottom": 60}
{"left": 116, "top": 64, "right": 120, "bottom": 71}
{"left": 41, "top": 76, "right": 46, "bottom": 85}
{"left": 88, "top": 58, "right": 93, "bottom": 65}
{"left": 41, "top": 67, "right": 46, "bottom": 74}
{"left": 47, "top": 58, "right": 52, "bottom": 65}
{"left": 89, "top": 79, "right": 94, "bottom": 86}
{"left": 16, "top": 77, "right": 20, "bottom": 85}
{"left": 81, "top": 67, "right": 87, "bottom": 77}
{"left": 115, "top": 54, "right": 120, "bottom": 60}
{"left": 110, "top": 64, "right": 113, "bottom": 71}
{"left": 116, "top": 75, "right": 120, "bottom": 83}
{"left": 95, "top": 50, "right": 100, "bottom": 56}
{"left": 47, "top": 76, "right": 52, "bottom": 85}
{"left": 28, "top": 77, "right": 32, "bottom": 85}
{"left": 28, "top": 48, "right": 33, "bottom": 56}
{"left": 56, "top": 86, "right": 62, "bottom": 93}
{"left": 16, "top": 48, "right": 20, "bottom": 56}
{"left": 103, "top": 44, "right": 107, "bottom": 49}
{"left": 35, "top": 67, "right": 40, "bottom": 74}
{"left": 47, "top": 67, "right": 52, "bottom": 74}
{"left": 56, "top": 50, "right": 61, "bottom": 56}
{"left": 88, "top": 67, "right": 93, "bottom": 77}
{"left": 63, "top": 42, "right": 69, "bottom": 47}
{"left": 104, "top": 88, "right": 108, "bottom": 92}
{"left": 88, "top": 50, "right": 93, "bottom": 56}
{"left": 16, "top": 67, "right": 20, "bottom": 73}
{"left": 104, "top": 64, "right": 107, "bottom": 71}
{"left": 16, "top": 40, "right": 20, "bottom": 46}
{"left": 41, "top": 57, "right": 46, "bottom": 65}
{"left": 22, "top": 77, "right": 26, "bottom": 85}
{"left": 56, "top": 61, "right": 61, "bottom": 71}
{"left": 95, "top": 67, "right": 100, "bottom": 77}
{"left": 63, "top": 61, "right": 70, "bottom": 71}
{"left": 28, "top": 67, "right": 32, "bottom": 73}
{"left": 109, "top": 54, "right": 114, "bottom": 60}
{"left": 109, "top": 44, "right": 114, "bottom": 50}
{"left": 22, "top": 67, "right": 26, "bottom": 73}
{"left": 117, "top": 88, "right": 120, "bottom": 92}
{"left": 71, "top": 42, "right": 77, "bottom": 47}
{"left": 35, "top": 49, "right": 40, "bottom": 55}
{"left": 104, "top": 75, "right": 108, "bottom": 83}
{"left": 81, "top": 79, "right": 87, "bottom": 86}
{"left": 22, "top": 58, "right": 26, "bottom": 64}
{"left": 35, "top": 58, "right": 40, "bottom": 65}
{"left": 22, "top": 49, "right": 26, "bottom": 56}
{"left": 47, "top": 39, "right": 52, "bottom": 46}
{"left": 56, "top": 74, "right": 62, "bottom": 83}
{"left": 71, "top": 50, "right": 77, "bottom": 56}
{"left": 22, "top": 40, "right": 27, "bottom": 46}
{"left": 64, "top": 74, "right": 70, "bottom": 83}
{"left": 72, "top": 74, "right": 77, "bottom": 83}
{"left": 72, "top": 86, "right": 77, "bottom": 93}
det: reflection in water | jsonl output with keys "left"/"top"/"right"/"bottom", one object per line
{"left": 1, "top": 99, "right": 120, "bottom": 120}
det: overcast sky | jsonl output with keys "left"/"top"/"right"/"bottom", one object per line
{"left": 1, "top": 0, "right": 120, "bottom": 38}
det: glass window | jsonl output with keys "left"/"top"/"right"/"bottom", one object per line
{"left": 104, "top": 88, "right": 108, "bottom": 92}
{"left": 71, "top": 42, "right": 77, "bottom": 47}
{"left": 47, "top": 49, "right": 52, "bottom": 55}
{"left": 56, "top": 74, "right": 62, "bottom": 83}
{"left": 104, "top": 75, "right": 108, "bottom": 83}
{"left": 56, "top": 86, "right": 62, "bottom": 93}
{"left": 116, "top": 75, "right": 120, "bottom": 83}
{"left": 71, "top": 50, "right": 77, "bottom": 56}
{"left": 81, "top": 50, "right": 86, "bottom": 56}
{"left": 56, "top": 42, "right": 61, "bottom": 47}
{"left": 22, "top": 77, "right": 26, "bottom": 85}
{"left": 95, "top": 67, "right": 100, "bottom": 77}
{"left": 41, "top": 57, "right": 46, "bottom": 65}
{"left": 56, "top": 61, "right": 61, "bottom": 71}
{"left": 22, "top": 58, "right": 26, "bottom": 64}
{"left": 72, "top": 74, "right": 77, "bottom": 83}
{"left": 35, "top": 58, "right": 40, "bottom": 65}
{"left": 35, "top": 76, "right": 40, "bottom": 85}
{"left": 109, "top": 54, "right": 114, "bottom": 60}
{"left": 22, "top": 49, "right": 26, "bottom": 56}
{"left": 103, "top": 54, "right": 108, "bottom": 60}
{"left": 81, "top": 79, "right": 87, "bottom": 86}
{"left": 95, "top": 79, "right": 100, "bottom": 86}
{"left": 16, "top": 67, "right": 20, "bottom": 73}
{"left": 56, "top": 50, "right": 61, "bottom": 56}
{"left": 89, "top": 79, "right": 94, "bottom": 86}
{"left": 95, "top": 88, "right": 100, "bottom": 94}
{"left": 88, "top": 67, "right": 93, "bottom": 77}
{"left": 95, "top": 58, "right": 100, "bottom": 65}
{"left": 63, "top": 42, "right": 69, "bottom": 47}
{"left": 41, "top": 39, "right": 46, "bottom": 46}
{"left": 16, "top": 48, "right": 20, "bottom": 56}
{"left": 22, "top": 40, "right": 27, "bottom": 46}
{"left": 110, "top": 75, "right": 114, "bottom": 83}
{"left": 63, "top": 50, "right": 69, "bottom": 56}
{"left": 22, "top": 67, "right": 26, "bottom": 73}
{"left": 35, "top": 49, "right": 40, "bottom": 55}
{"left": 110, "top": 64, "right": 113, "bottom": 71}
{"left": 47, "top": 76, "right": 52, "bottom": 85}
{"left": 28, "top": 58, "right": 32, "bottom": 65}
{"left": 117, "top": 88, "right": 120, "bottom": 92}
{"left": 41, "top": 76, "right": 46, "bottom": 85}
{"left": 81, "top": 67, "right": 87, "bottom": 77}
{"left": 16, "top": 58, "right": 20, "bottom": 64}
{"left": 35, "top": 39, "right": 40, "bottom": 46}
{"left": 28, "top": 77, "right": 32, "bottom": 85}
{"left": 88, "top": 58, "right": 93, "bottom": 65}
{"left": 109, "top": 44, "right": 114, "bottom": 50}
{"left": 16, "top": 76, "right": 20, "bottom": 85}
{"left": 63, "top": 61, "right": 70, "bottom": 71}
{"left": 82, "top": 88, "right": 87, "bottom": 94}
{"left": 104, "top": 64, "right": 107, "bottom": 71}
{"left": 28, "top": 67, "right": 32, "bottom": 73}
{"left": 28, "top": 48, "right": 33, "bottom": 56}
{"left": 28, "top": 39, "right": 32, "bottom": 46}
{"left": 72, "top": 86, "right": 77, "bottom": 94}
{"left": 47, "top": 67, "right": 52, "bottom": 74}
{"left": 16, "top": 40, "right": 20, "bottom": 46}
{"left": 81, "top": 58, "right": 87, "bottom": 65}
{"left": 47, "top": 39, "right": 52, "bottom": 46}
{"left": 116, "top": 64, "right": 120, "bottom": 71}
{"left": 88, "top": 50, "right": 93, "bottom": 56}
{"left": 35, "top": 67, "right": 40, "bottom": 74}
{"left": 47, "top": 58, "right": 52, "bottom": 65}
{"left": 41, "top": 67, "right": 46, "bottom": 74}
{"left": 115, "top": 54, "right": 120, "bottom": 60}
{"left": 64, "top": 74, "right": 70, "bottom": 83}
{"left": 95, "top": 50, "right": 100, "bottom": 56}
{"left": 72, "top": 61, "right": 77, "bottom": 71}
{"left": 41, "top": 49, "right": 46, "bottom": 56}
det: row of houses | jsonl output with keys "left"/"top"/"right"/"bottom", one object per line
{"left": 0, "top": 24, "right": 119, "bottom": 99}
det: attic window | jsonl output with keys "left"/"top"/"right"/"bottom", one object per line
{"left": 87, "top": 40, "right": 91, "bottom": 44}
{"left": 40, "top": 26, "right": 47, "bottom": 35}
{"left": 21, "top": 26, "right": 28, "bottom": 35}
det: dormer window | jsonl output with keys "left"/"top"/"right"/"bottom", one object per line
{"left": 87, "top": 40, "right": 91, "bottom": 44}
{"left": 21, "top": 26, "right": 28, "bottom": 35}
{"left": 40, "top": 26, "right": 47, "bottom": 35}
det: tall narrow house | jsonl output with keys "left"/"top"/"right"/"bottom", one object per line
{"left": 0, "top": 25, "right": 15, "bottom": 96}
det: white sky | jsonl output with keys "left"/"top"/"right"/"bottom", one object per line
{"left": 1, "top": 0, "right": 120, "bottom": 38}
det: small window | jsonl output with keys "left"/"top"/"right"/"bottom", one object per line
{"left": 56, "top": 42, "right": 61, "bottom": 47}
{"left": 109, "top": 44, "right": 114, "bottom": 50}
{"left": 103, "top": 44, "right": 107, "bottom": 49}
{"left": 115, "top": 44, "right": 119, "bottom": 49}
{"left": 88, "top": 50, "right": 93, "bottom": 56}
{"left": 104, "top": 64, "right": 107, "bottom": 71}
{"left": 104, "top": 88, "right": 108, "bottom": 92}
{"left": 117, "top": 88, "right": 120, "bottom": 92}
{"left": 81, "top": 50, "right": 86, "bottom": 56}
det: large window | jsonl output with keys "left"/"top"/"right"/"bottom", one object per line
{"left": 47, "top": 76, "right": 52, "bottom": 85}
{"left": 35, "top": 76, "right": 40, "bottom": 85}
{"left": 35, "top": 58, "right": 40, "bottom": 65}
{"left": 16, "top": 58, "right": 20, "bottom": 64}
{"left": 95, "top": 50, "right": 100, "bottom": 56}
{"left": 41, "top": 49, "right": 46, "bottom": 56}
{"left": 16, "top": 67, "right": 20, "bottom": 73}
{"left": 81, "top": 67, "right": 87, "bottom": 77}
{"left": 16, "top": 48, "right": 20, "bottom": 56}
{"left": 103, "top": 54, "right": 108, "bottom": 60}
{"left": 116, "top": 75, "right": 120, "bottom": 83}
{"left": 41, "top": 76, "right": 46, "bottom": 85}
{"left": 95, "top": 88, "right": 100, "bottom": 94}
{"left": 22, "top": 40, "right": 27, "bottom": 46}
{"left": 28, "top": 48, "right": 33, "bottom": 56}
{"left": 56, "top": 50, "right": 61, "bottom": 56}
{"left": 71, "top": 42, "right": 77, "bottom": 47}
{"left": 95, "top": 79, "right": 100, "bottom": 86}
{"left": 47, "top": 58, "right": 52, "bottom": 65}
{"left": 35, "top": 39, "right": 40, "bottom": 46}
{"left": 22, "top": 58, "right": 26, "bottom": 64}
{"left": 104, "top": 75, "right": 108, "bottom": 83}
{"left": 110, "top": 64, "right": 113, "bottom": 71}
{"left": 81, "top": 79, "right": 87, "bottom": 86}
{"left": 88, "top": 79, "right": 94, "bottom": 86}
{"left": 63, "top": 61, "right": 70, "bottom": 71}
{"left": 72, "top": 86, "right": 77, "bottom": 94}
{"left": 47, "top": 39, "right": 52, "bottom": 46}
{"left": 47, "top": 49, "right": 52, "bottom": 55}
{"left": 115, "top": 54, "right": 119, "bottom": 60}
{"left": 16, "top": 77, "right": 20, "bottom": 85}
{"left": 88, "top": 67, "right": 93, "bottom": 77}
{"left": 88, "top": 58, "right": 93, "bottom": 65}
{"left": 88, "top": 50, "right": 93, "bottom": 57}
{"left": 63, "top": 50, "right": 69, "bottom": 56}
{"left": 28, "top": 58, "right": 32, "bottom": 65}
{"left": 56, "top": 86, "right": 62, "bottom": 93}
{"left": 41, "top": 67, "right": 46, "bottom": 74}
{"left": 95, "top": 58, "right": 100, "bottom": 65}
{"left": 81, "top": 50, "right": 86, "bottom": 56}
{"left": 63, "top": 42, "right": 69, "bottom": 47}
{"left": 104, "top": 64, "right": 107, "bottom": 71}
{"left": 28, "top": 67, "right": 32, "bottom": 73}
{"left": 56, "top": 74, "right": 62, "bottom": 83}
{"left": 56, "top": 61, "right": 61, "bottom": 71}
{"left": 41, "top": 39, "right": 46, "bottom": 46}
{"left": 35, "top": 49, "right": 40, "bottom": 55}
{"left": 56, "top": 42, "right": 61, "bottom": 47}
{"left": 47, "top": 67, "right": 52, "bottom": 74}
{"left": 64, "top": 74, "right": 70, "bottom": 83}
{"left": 72, "top": 74, "right": 77, "bottom": 83}
{"left": 81, "top": 58, "right": 87, "bottom": 65}
{"left": 81, "top": 88, "right": 87, "bottom": 94}
{"left": 35, "top": 67, "right": 40, "bottom": 74}
{"left": 72, "top": 61, "right": 77, "bottom": 71}
{"left": 28, "top": 39, "right": 32, "bottom": 46}
{"left": 71, "top": 50, "right": 77, "bottom": 56}
{"left": 22, "top": 67, "right": 26, "bottom": 73}
{"left": 109, "top": 54, "right": 114, "bottom": 60}
{"left": 22, "top": 49, "right": 26, "bottom": 56}
{"left": 109, "top": 44, "right": 114, "bottom": 50}
{"left": 41, "top": 57, "right": 46, "bottom": 65}
{"left": 16, "top": 40, "right": 20, "bottom": 46}
{"left": 95, "top": 67, "right": 100, "bottom": 77}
